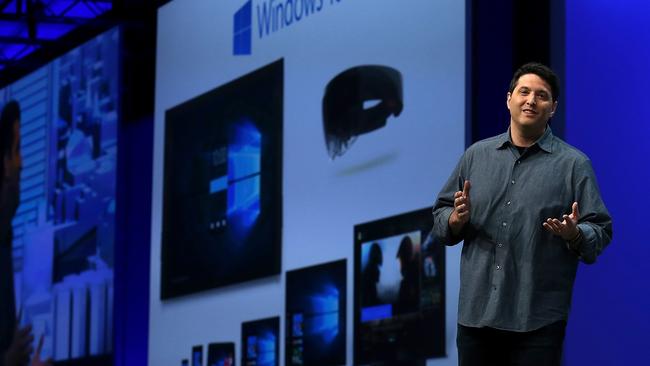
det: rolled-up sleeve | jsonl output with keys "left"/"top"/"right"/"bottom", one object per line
{"left": 432, "top": 152, "right": 466, "bottom": 246}
{"left": 574, "top": 158, "right": 613, "bottom": 264}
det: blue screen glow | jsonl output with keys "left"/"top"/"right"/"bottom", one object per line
{"left": 304, "top": 285, "right": 339, "bottom": 344}
{"left": 227, "top": 120, "right": 261, "bottom": 232}
{"left": 361, "top": 304, "right": 393, "bottom": 322}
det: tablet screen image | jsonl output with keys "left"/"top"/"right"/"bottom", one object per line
{"left": 207, "top": 342, "right": 236, "bottom": 366}
{"left": 161, "top": 59, "right": 283, "bottom": 299}
{"left": 241, "top": 317, "right": 279, "bottom": 366}
{"left": 354, "top": 208, "right": 446, "bottom": 364}
{"left": 285, "top": 260, "right": 346, "bottom": 366}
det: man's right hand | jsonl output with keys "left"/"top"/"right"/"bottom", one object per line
{"left": 3, "top": 324, "right": 33, "bottom": 366}
{"left": 449, "top": 180, "right": 471, "bottom": 236}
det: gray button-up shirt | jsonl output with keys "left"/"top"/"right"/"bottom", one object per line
{"left": 432, "top": 127, "right": 612, "bottom": 332}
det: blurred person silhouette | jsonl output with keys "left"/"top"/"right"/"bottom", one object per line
{"left": 0, "top": 101, "right": 51, "bottom": 366}
{"left": 361, "top": 242, "right": 383, "bottom": 306}
{"left": 395, "top": 236, "right": 419, "bottom": 314}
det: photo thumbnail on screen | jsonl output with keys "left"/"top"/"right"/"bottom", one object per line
{"left": 241, "top": 317, "right": 279, "bottom": 366}
{"left": 161, "top": 59, "right": 283, "bottom": 299}
{"left": 354, "top": 208, "right": 446, "bottom": 364}
{"left": 285, "top": 260, "right": 347, "bottom": 366}
{"left": 207, "top": 342, "right": 236, "bottom": 366}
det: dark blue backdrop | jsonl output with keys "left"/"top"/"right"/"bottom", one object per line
{"left": 563, "top": 1, "right": 650, "bottom": 365}
{"left": 468, "top": 1, "right": 648, "bottom": 364}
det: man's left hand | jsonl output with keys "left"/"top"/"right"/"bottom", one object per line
{"left": 543, "top": 202, "right": 580, "bottom": 240}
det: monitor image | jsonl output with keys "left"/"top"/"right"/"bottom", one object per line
{"left": 241, "top": 316, "right": 279, "bottom": 366}
{"left": 207, "top": 342, "right": 236, "bottom": 366}
{"left": 285, "top": 259, "right": 346, "bottom": 366}
{"left": 161, "top": 59, "right": 283, "bottom": 299}
{"left": 354, "top": 208, "right": 446, "bottom": 365}
{"left": 3, "top": 27, "right": 119, "bottom": 365}
{"left": 192, "top": 345, "right": 204, "bottom": 366}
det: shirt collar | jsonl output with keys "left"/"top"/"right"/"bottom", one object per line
{"left": 496, "top": 125, "right": 554, "bottom": 153}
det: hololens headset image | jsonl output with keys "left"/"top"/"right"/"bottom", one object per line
{"left": 322, "top": 65, "right": 403, "bottom": 160}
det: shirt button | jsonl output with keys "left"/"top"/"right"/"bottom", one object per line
{"left": 497, "top": 243, "right": 503, "bottom": 248}
{"left": 517, "top": 160, "right": 521, "bottom": 164}
{"left": 496, "top": 265, "right": 501, "bottom": 270}
{"left": 502, "top": 222, "right": 507, "bottom": 227}
{"left": 511, "top": 180, "right": 515, "bottom": 184}
{"left": 506, "top": 201, "right": 511, "bottom": 206}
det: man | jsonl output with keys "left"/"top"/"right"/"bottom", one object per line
{"left": 431, "top": 63, "right": 612, "bottom": 366}
{"left": 0, "top": 101, "right": 51, "bottom": 366}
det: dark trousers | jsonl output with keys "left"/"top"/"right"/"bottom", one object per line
{"left": 457, "top": 321, "right": 566, "bottom": 366}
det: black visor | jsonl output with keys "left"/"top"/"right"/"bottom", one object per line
{"left": 322, "top": 65, "right": 403, "bottom": 159}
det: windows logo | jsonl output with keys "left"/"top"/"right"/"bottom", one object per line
{"left": 233, "top": 0, "right": 253, "bottom": 55}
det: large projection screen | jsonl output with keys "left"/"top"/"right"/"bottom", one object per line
{"left": 151, "top": 0, "right": 465, "bottom": 365}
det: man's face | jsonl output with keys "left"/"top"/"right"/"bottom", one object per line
{"left": 507, "top": 73, "right": 558, "bottom": 131}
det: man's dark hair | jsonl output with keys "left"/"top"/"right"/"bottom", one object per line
{"left": 508, "top": 62, "right": 560, "bottom": 102}
{"left": 0, "top": 100, "right": 21, "bottom": 178}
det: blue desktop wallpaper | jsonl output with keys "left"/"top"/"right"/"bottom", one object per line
{"left": 241, "top": 317, "right": 279, "bottom": 366}
{"left": 226, "top": 120, "right": 261, "bottom": 239}
{"left": 1, "top": 27, "right": 119, "bottom": 362}
{"left": 285, "top": 260, "right": 346, "bottom": 366}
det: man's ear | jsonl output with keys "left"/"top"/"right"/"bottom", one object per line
{"left": 551, "top": 100, "right": 558, "bottom": 116}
